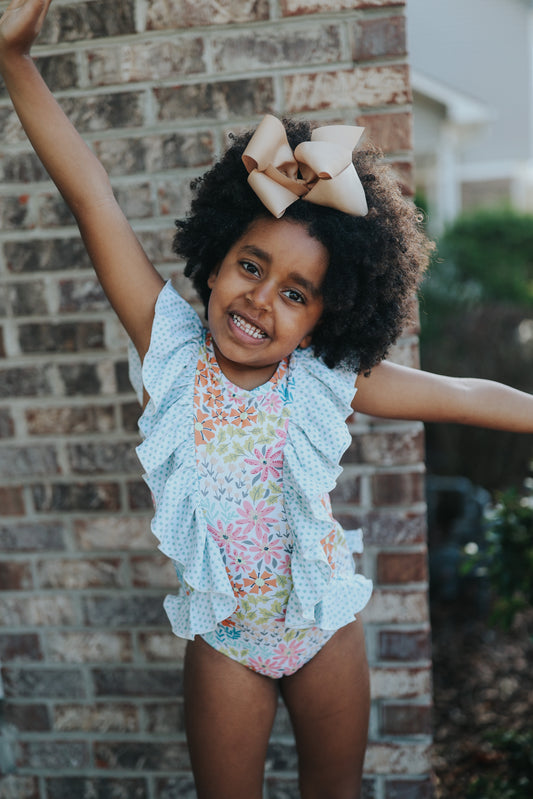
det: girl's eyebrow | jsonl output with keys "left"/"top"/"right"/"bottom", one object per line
{"left": 240, "top": 244, "right": 272, "bottom": 263}
{"left": 239, "top": 244, "right": 322, "bottom": 298}
{"left": 286, "top": 272, "right": 322, "bottom": 299}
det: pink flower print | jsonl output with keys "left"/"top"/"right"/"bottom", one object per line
{"left": 227, "top": 548, "right": 255, "bottom": 574}
{"left": 248, "top": 531, "right": 285, "bottom": 568}
{"left": 247, "top": 655, "right": 276, "bottom": 677}
{"left": 236, "top": 500, "right": 277, "bottom": 536}
{"left": 274, "top": 424, "right": 288, "bottom": 449}
{"left": 270, "top": 639, "right": 307, "bottom": 673}
{"left": 261, "top": 393, "right": 283, "bottom": 415}
{"left": 244, "top": 446, "right": 283, "bottom": 482}
{"left": 207, "top": 520, "right": 247, "bottom": 554}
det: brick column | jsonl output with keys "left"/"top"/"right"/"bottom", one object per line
{"left": 0, "top": 1, "right": 432, "bottom": 797}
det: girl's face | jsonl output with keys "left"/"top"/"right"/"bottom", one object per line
{"left": 207, "top": 217, "right": 328, "bottom": 389}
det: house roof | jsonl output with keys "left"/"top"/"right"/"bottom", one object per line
{"left": 411, "top": 70, "right": 493, "bottom": 126}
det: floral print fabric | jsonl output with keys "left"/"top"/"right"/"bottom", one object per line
{"left": 196, "top": 334, "right": 334, "bottom": 677}
{"left": 128, "top": 282, "right": 373, "bottom": 670}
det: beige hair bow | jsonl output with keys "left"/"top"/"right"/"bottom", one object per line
{"left": 242, "top": 114, "right": 368, "bottom": 219}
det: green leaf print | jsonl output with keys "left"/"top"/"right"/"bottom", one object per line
{"left": 249, "top": 483, "right": 265, "bottom": 503}
{"left": 267, "top": 480, "right": 282, "bottom": 501}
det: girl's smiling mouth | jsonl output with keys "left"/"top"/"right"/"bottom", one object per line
{"left": 229, "top": 312, "right": 268, "bottom": 341}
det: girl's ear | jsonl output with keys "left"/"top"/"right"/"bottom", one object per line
{"left": 207, "top": 264, "right": 221, "bottom": 289}
{"left": 299, "top": 333, "right": 313, "bottom": 349}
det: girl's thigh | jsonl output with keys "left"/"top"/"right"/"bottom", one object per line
{"left": 183, "top": 635, "right": 278, "bottom": 799}
{"left": 280, "top": 619, "right": 370, "bottom": 799}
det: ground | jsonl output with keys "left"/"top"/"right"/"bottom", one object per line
{"left": 431, "top": 601, "right": 533, "bottom": 797}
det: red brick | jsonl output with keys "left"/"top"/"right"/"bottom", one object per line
{"left": 87, "top": 39, "right": 206, "bottom": 85}
{"left": 36, "top": 558, "right": 124, "bottom": 589}
{"left": 282, "top": 0, "right": 404, "bottom": 14}
{"left": 154, "top": 78, "right": 275, "bottom": 122}
{"left": 75, "top": 515, "right": 152, "bottom": 551}
{"left": 93, "top": 739, "right": 190, "bottom": 771}
{"left": 0, "top": 561, "right": 33, "bottom": 590}
{"left": 352, "top": 16, "right": 406, "bottom": 61}
{"left": 377, "top": 552, "right": 428, "bottom": 584}
{"left": 18, "top": 740, "right": 89, "bottom": 770}
{"left": 330, "top": 473, "right": 362, "bottom": 503}
{"left": 371, "top": 472, "right": 425, "bottom": 507}
{"left": 4, "top": 702, "right": 50, "bottom": 731}
{"left": 357, "top": 112, "right": 413, "bottom": 153}
{"left": 335, "top": 509, "right": 427, "bottom": 546}
{"left": 379, "top": 630, "right": 431, "bottom": 662}
{"left": 390, "top": 160, "right": 414, "bottom": 195}
{"left": 380, "top": 703, "right": 432, "bottom": 736}
{"left": 385, "top": 777, "right": 435, "bottom": 799}
{"left": 131, "top": 554, "right": 179, "bottom": 588}
{"left": 26, "top": 405, "right": 116, "bottom": 435}
{"left": 52, "top": 703, "right": 139, "bottom": 733}
{"left": 212, "top": 25, "right": 342, "bottom": 71}
{"left": 146, "top": 0, "right": 269, "bottom": 29}
{"left": 45, "top": 778, "right": 149, "bottom": 798}
{"left": 344, "top": 429, "right": 425, "bottom": 467}
{"left": 32, "top": 482, "right": 121, "bottom": 512}
{"left": 0, "top": 486, "right": 25, "bottom": 515}
{"left": 362, "top": 589, "right": 429, "bottom": 625}
{"left": 0, "top": 777, "right": 39, "bottom": 798}
{"left": 0, "top": 633, "right": 43, "bottom": 662}
{"left": 0, "top": 408, "right": 14, "bottom": 438}
{"left": 284, "top": 65, "right": 411, "bottom": 113}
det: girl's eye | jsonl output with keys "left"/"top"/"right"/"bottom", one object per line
{"left": 241, "top": 261, "right": 259, "bottom": 276}
{"left": 283, "top": 289, "right": 305, "bottom": 304}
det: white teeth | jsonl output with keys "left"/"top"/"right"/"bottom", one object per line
{"left": 231, "top": 313, "right": 267, "bottom": 339}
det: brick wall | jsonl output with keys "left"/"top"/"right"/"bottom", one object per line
{"left": 0, "top": 1, "right": 432, "bottom": 797}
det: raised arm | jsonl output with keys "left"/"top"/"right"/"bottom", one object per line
{"left": 0, "top": 0, "right": 164, "bottom": 357}
{"left": 353, "top": 361, "right": 533, "bottom": 434}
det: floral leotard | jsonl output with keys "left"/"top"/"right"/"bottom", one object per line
{"left": 129, "top": 282, "right": 373, "bottom": 678}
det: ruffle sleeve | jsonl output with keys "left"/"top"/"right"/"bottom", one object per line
{"left": 284, "top": 347, "right": 373, "bottom": 630}
{"left": 129, "top": 281, "right": 237, "bottom": 639}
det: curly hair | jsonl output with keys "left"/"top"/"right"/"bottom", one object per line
{"left": 173, "top": 118, "right": 432, "bottom": 374}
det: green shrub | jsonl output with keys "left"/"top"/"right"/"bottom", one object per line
{"left": 464, "top": 489, "right": 533, "bottom": 629}
{"left": 466, "top": 730, "right": 533, "bottom": 798}
{"left": 420, "top": 207, "right": 533, "bottom": 490}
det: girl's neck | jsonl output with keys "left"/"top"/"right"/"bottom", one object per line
{"left": 211, "top": 339, "right": 280, "bottom": 390}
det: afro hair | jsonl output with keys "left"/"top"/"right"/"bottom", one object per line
{"left": 173, "top": 118, "right": 432, "bottom": 374}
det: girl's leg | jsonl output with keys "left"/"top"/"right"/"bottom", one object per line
{"left": 279, "top": 619, "right": 370, "bottom": 799}
{"left": 183, "top": 636, "right": 279, "bottom": 799}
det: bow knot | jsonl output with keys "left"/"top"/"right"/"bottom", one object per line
{"left": 242, "top": 115, "right": 368, "bottom": 219}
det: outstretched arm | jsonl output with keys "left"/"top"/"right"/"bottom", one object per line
{"left": 0, "top": 0, "right": 164, "bottom": 358}
{"left": 353, "top": 361, "right": 533, "bottom": 433}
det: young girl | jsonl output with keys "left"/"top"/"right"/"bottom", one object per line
{"left": 1, "top": 2, "right": 532, "bottom": 798}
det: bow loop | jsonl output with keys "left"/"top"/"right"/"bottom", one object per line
{"left": 242, "top": 115, "right": 368, "bottom": 219}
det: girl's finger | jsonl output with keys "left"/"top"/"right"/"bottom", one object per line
{"left": 36, "top": 0, "right": 53, "bottom": 29}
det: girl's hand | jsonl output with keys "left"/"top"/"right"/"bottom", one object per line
{"left": 0, "top": 0, "right": 52, "bottom": 60}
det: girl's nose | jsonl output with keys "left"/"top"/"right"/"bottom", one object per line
{"left": 247, "top": 282, "right": 274, "bottom": 311}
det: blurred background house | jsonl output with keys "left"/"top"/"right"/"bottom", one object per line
{"left": 408, "top": 0, "right": 533, "bottom": 232}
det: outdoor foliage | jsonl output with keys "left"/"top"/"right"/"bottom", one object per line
{"left": 420, "top": 207, "right": 533, "bottom": 491}
{"left": 464, "top": 489, "right": 533, "bottom": 630}
{"left": 465, "top": 730, "right": 533, "bottom": 798}
{"left": 422, "top": 206, "right": 533, "bottom": 328}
